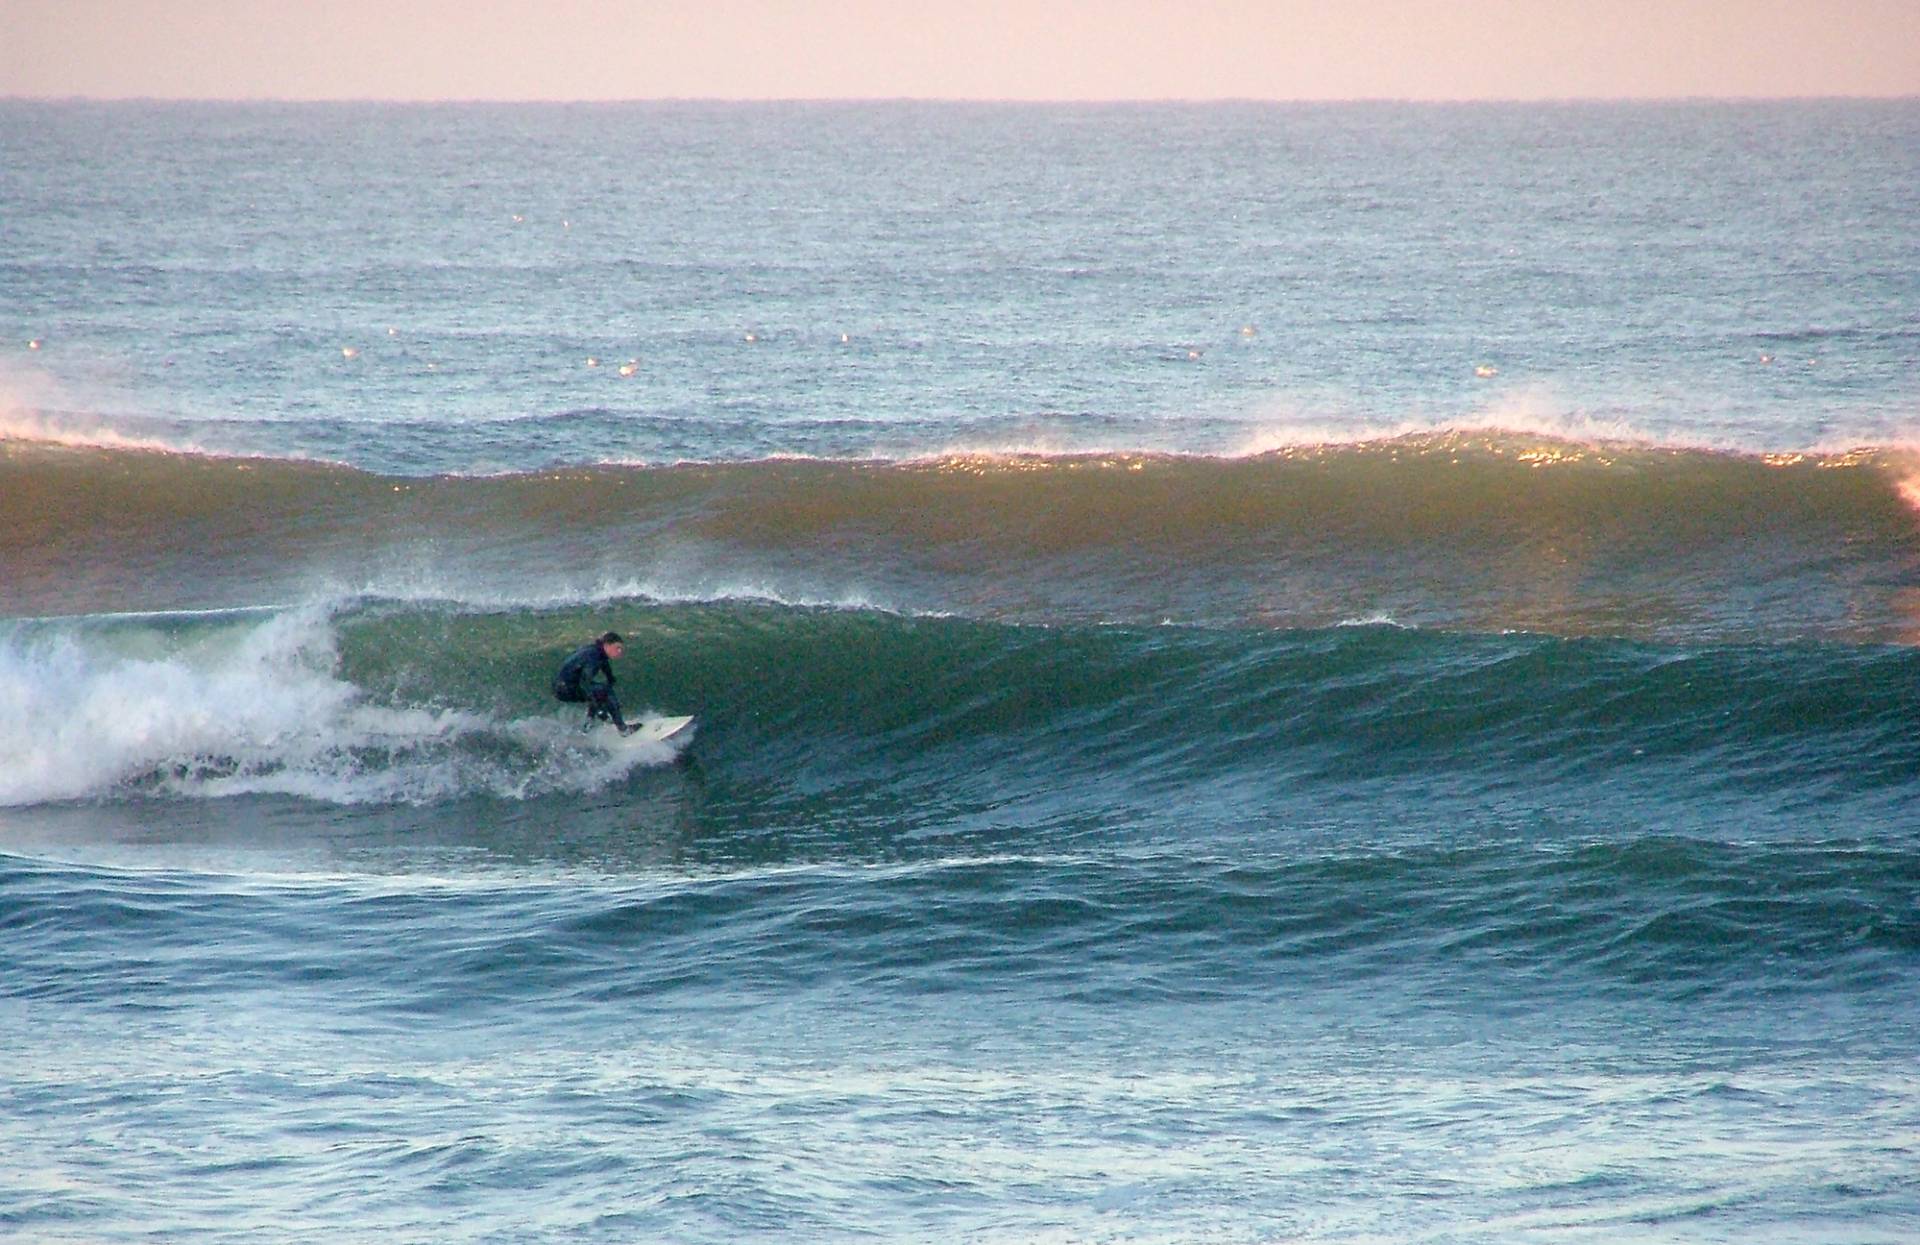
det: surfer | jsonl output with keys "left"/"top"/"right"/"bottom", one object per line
{"left": 553, "top": 631, "right": 637, "bottom": 735}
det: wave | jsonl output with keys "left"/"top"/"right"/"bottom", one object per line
{"left": 6, "top": 384, "right": 1903, "bottom": 467}
{"left": 5, "top": 598, "right": 1917, "bottom": 815}
{"left": 7, "top": 432, "right": 1920, "bottom": 641}
{"left": 3, "top": 831, "right": 1912, "bottom": 1011}
{"left": 1751, "top": 325, "right": 1920, "bottom": 346}
{"left": 0, "top": 605, "right": 690, "bottom": 807}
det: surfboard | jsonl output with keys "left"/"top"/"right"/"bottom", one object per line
{"left": 602, "top": 714, "right": 696, "bottom": 746}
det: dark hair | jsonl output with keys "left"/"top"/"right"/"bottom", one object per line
{"left": 599, "top": 631, "right": 624, "bottom": 646}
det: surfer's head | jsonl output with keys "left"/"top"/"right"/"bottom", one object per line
{"left": 599, "top": 631, "right": 625, "bottom": 657}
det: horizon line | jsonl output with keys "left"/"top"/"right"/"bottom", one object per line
{"left": 7, "top": 92, "right": 1918, "bottom": 107}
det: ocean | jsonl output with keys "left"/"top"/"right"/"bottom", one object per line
{"left": 2, "top": 99, "right": 1918, "bottom": 1242}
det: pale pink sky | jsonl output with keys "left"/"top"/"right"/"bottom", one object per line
{"left": 4, "top": 0, "right": 1917, "bottom": 101}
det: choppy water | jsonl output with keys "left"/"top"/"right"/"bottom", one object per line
{"left": 3, "top": 100, "right": 1919, "bottom": 1243}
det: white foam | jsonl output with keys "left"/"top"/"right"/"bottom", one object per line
{"left": 587, "top": 572, "right": 895, "bottom": 615}
{"left": 304, "top": 561, "right": 909, "bottom": 619}
{"left": 0, "top": 607, "right": 676, "bottom": 808}
{"left": 1226, "top": 385, "right": 1671, "bottom": 459}
{"left": 1337, "top": 612, "right": 1413, "bottom": 629}
{"left": 0, "top": 357, "right": 353, "bottom": 463}
{"left": 0, "top": 375, "right": 192, "bottom": 455}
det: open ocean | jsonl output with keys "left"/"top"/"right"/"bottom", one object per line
{"left": 3, "top": 100, "right": 1919, "bottom": 1243}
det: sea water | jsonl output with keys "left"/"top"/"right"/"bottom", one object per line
{"left": 2, "top": 100, "right": 1918, "bottom": 1243}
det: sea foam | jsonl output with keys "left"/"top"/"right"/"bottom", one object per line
{"left": 0, "top": 607, "right": 676, "bottom": 807}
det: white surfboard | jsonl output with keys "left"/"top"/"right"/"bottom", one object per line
{"left": 601, "top": 714, "right": 696, "bottom": 746}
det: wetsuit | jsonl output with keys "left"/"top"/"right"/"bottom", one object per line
{"left": 553, "top": 641, "right": 629, "bottom": 731}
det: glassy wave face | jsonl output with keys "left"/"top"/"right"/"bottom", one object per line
{"left": 4, "top": 102, "right": 1920, "bottom": 1244}
{"left": 5, "top": 593, "right": 1918, "bottom": 820}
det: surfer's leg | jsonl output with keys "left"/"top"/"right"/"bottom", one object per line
{"left": 591, "top": 687, "right": 630, "bottom": 732}
{"left": 555, "top": 683, "right": 598, "bottom": 730}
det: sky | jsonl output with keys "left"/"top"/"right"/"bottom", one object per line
{"left": 3, "top": 0, "right": 1918, "bottom": 102}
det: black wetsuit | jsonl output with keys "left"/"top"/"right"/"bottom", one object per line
{"left": 553, "top": 641, "right": 628, "bottom": 730}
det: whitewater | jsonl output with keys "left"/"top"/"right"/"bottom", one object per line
{"left": 3, "top": 100, "right": 1918, "bottom": 1243}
